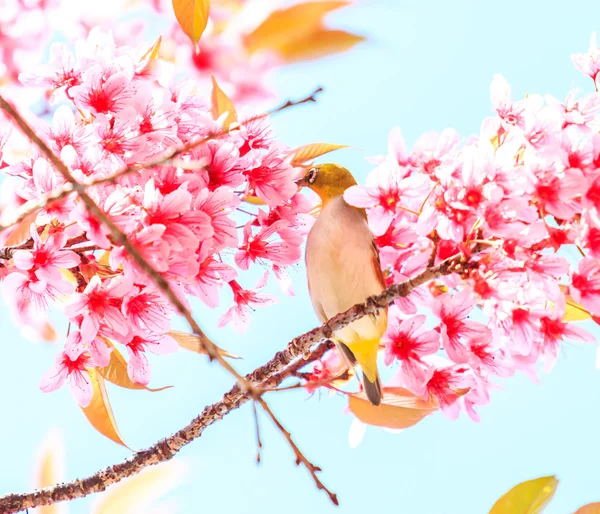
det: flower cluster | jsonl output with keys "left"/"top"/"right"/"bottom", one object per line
{"left": 312, "top": 33, "right": 600, "bottom": 424}
{"left": 0, "top": 30, "right": 311, "bottom": 406}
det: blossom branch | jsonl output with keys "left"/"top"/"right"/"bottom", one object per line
{"left": 0, "top": 86, "right": 323, "bottom": 236}
{"left": 0, "top": 252, "right": 469, "bottom": 513}
{"left": 0, "top": 93, "right": 253, "bottom": 389}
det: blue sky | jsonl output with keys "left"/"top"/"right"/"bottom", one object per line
{"left": 3, "top": 1, "right": 600, "bottom": 513}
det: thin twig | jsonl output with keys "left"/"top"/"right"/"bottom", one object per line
{"left": 0, "top": 87, "right": 323, "bottom": 235}
{"left": 256, "top": 396, "right": 338, "bottom": 506}
{"left": 0, "top": 253, "right": 472, "bottom": 513}
{"left": 252, "top": 401, "right": 262, "bottom": 464}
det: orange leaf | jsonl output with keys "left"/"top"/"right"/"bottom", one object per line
{"left": 34, "top": 429, "right": 65, "bottom": 514}
{"left": 245, "top": 1, "right": 349, "bottom": 54}
{"left": 211, "top": 76, "right": 237, "bottom": 130}
{"left": 277, "top": 28, "right": 365, "bottom": 63}
{"left": 242, "top": 195, "right": 266, "bottom": 205}
{"left": 2, "top": 211, "right": 36, "bottom": 246}
{"left": 98, "top": 341, "right": 172, "bottom": 392}
{"left": 168, "top": 330, "right": 240, "bottom": 358}
{"left": 81, "top": 369, "right": 130, "bottom": 448}
{"left": 559, "top": 285, "right": 591, "bottom": 322}
{"left": 348, "top": 387, "right": 438, "bottom": 429}
{"left": 489, "top": 476, "right": 558, "bottom": 514}
{"left": 575, "top": 503, "right": 600, "bottom": 514}
{"left": 90, "top": 460, "right": 187, "bottom": 514}
{"left": 172, "top": 0, "right": 210, "bottom": 45}
{"left": 290, "top": 142, "right": 348, "bottom": 165}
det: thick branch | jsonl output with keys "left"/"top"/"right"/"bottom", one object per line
{"left": 0, "top": 253, "right": 467, "bottom": 513}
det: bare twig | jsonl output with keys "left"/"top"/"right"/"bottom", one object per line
{"left": 0, "top": 253, "right": 472, "bottom": 513}
{"left": 252, "top": 401, "right": 262, "bottom": 464}
{"left": 256, "top": 396, "right": 338, "bottom": 505}
{"left": 0, "top": 87, "right": 323, "bottom": 235}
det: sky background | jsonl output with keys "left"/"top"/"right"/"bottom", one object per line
{"left": 3, "top": 0, "right": 600, "bottom": 513}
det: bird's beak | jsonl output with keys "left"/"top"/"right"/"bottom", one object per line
{"left": 295, "top": 176, "right": 308, "bottom": 188}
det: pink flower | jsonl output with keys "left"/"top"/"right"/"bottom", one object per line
{"left": 64, "top": 330, "right": 112, "bottom": 368}
{"left": 218, "top": 272, "right": 277, "bottom": 333}
{"left": 344, "top": 166, "right": 428, "bottom": 236}
{"left": 193, "top": 140, "right": 246, "bottom": 191}
{"left": 2, "top": 270, "right": 74, "bottom": 315}
{"left": 423, "top": 363, "right": 471, "bottom": 420}
{"left": 13, "top": 225, "right": 80, "bottom": 285}
{"left": 382, "top": 310, "right": 440, "bottom": 394}
{"left": 39, "top": 347, "right": 95, "bottom": 407}
{"left": 432, "top": 289, "right": 491, "bottom": 364}
{"left": 538, "top": 313, "right": 595, "bottom": 371}
{"left": 72, "top": 65, "right": 134, "bottom": 115}
{"left": 244, "top": 145, "right": 297, "bottom": 207}
{"left": 501, "top": 307, "right": 539, "bottom": 356}
{"left": 570, "top": 258, "right": 600, "bottom": 316}
{"left": 188, "top": 243, "right": 237, "bottom": 307}
{"left": 194, "top": 186, "right": 238, "bottom": 250}
{"left": 235, "top": 221, "right": 301, "bottom": 270}
{"left": 125, "top": 332, "right": 178, "bottom": 385}
{"left": 571, "top": 32, "right": 600, "bottom": 88}
{"left": 122, "top": 286, "right": 171, "bottom": 334}
{"left": 65, "top": 275, "right": 132, "bottom": 343}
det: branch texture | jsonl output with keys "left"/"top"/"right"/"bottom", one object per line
{"left": 0, "top": 253, "right": 467, "bottom": 513}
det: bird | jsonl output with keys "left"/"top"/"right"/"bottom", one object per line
{"left": 298, "top": 163, "right": 388, "bottom": 405}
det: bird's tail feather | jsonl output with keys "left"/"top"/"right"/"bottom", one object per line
{"left": 362, "top": 371, "right": 382, "bottom": 406}
{"left": 337, "top": 341, "right": 383, "bottom": 406}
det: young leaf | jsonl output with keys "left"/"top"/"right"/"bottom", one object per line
{"left": 81, "top": 369, "right": 130, "bottom": 449}
{"left": 575, "top": 503, "right": 600, "bottom": 514}
{"left": 290, "top": 142, "right": 348, "bottom": 165}
{"left": 172, "top": 0, "right": 210, "bottom": 46}
{"left": 140, "top": 36, "right": 162, "bottom": 62}
{"left": 98, "top": 341, "right": 172, "bottom": 392}
{"left": 489, "top": 476, "right": 559, "bottom": 514}
{"left": 348, "top": 387, "right": 438, "bottom": 429}
{"left": 211, "top": 76, "right": 237, "bottom": 130}
{"left": 277, "top": 28, "right": 365, "bottom": 64}
{"left": 245, "top": 1, "right": 349, "bottom": 54}
{"left": 168, "top": 330, "right": 240, "bottom": 358}
{"left": 2, "top": 211, "right": 36, "bottom": 246}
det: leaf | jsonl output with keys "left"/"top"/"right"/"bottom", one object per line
{"left": 489, "top": 476, "right": 559, "bottom": 514}
{"left": 98, "top": 341, "right": 172, "bottom": 392}
{"left": 81, "top": 369, "right": 130, "bottom": 449}
{"left": 172, "top": 0, "right": 210, "bottom": 46}
{"left": 34, "top": 429, "right": 65, "bottom": 514}
{"left": 575, "top": 503, "right": 600, "bottom": 514}
{"left": 348, "top": 387, "right": 438, "bottom": 429}
{"left": 140, "top": 36, "right": 162, "bottom": 62}
{"left": 290, "top": 142, "right": 348, "bottom": 165}
{"left": 2, "top": 211, "right": 36, "bottom": 246}
{"left": 245, "top": 1, "right": 349, "bottom": 54}
{"left": 242, "top": 195, "right": 266, "bottom": 205}
{"left": 559, "top": 285, "right": 591, "bottom": 322}
{"left": 90, "top": 460, "right": 187, "bottom": 514}
{"left": 277, "top": 28, "right": 365, "bottom": 64}
{"left": 168, "top": 330, "right": 240, "bottom": 358}
{"left": 211, "top": 76, "right": 237, "bottom": 130}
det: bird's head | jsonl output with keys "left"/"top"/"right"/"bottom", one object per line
{"left": 296, "top": 163, "right": 357, "bottom": 204}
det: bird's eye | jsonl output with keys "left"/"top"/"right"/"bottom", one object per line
{"left": 307, "top": 167, "right": 318, "bottom": 184}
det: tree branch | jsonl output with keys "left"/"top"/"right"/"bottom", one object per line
{"left": 0, "top": 253, "right": 469, "bottom": 513}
